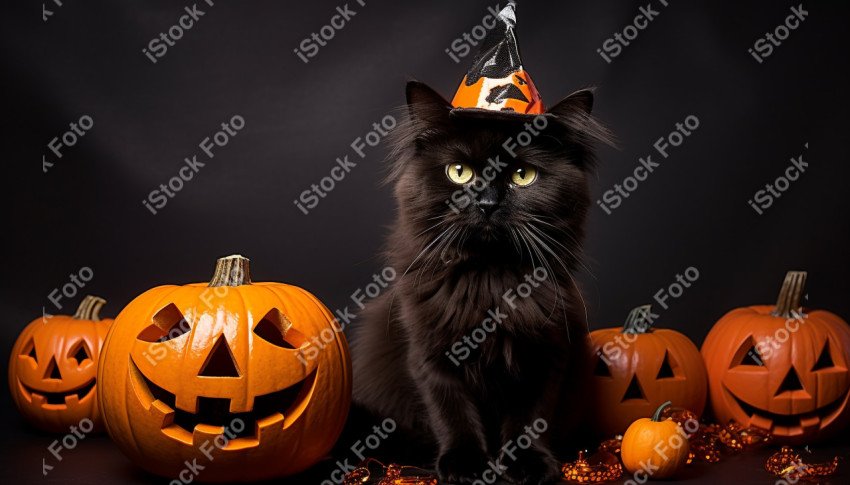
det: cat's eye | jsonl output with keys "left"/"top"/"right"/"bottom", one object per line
{"left": 511, "top": 165, "right": 538, "bottom": 187}
{"left": 445, "top": 163, "right": 474, "bottom": 185}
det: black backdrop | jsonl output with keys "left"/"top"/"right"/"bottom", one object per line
{"left": 2, "top": 0, "right": 850, "bottom": 480}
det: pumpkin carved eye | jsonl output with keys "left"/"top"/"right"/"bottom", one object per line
{"left": 733, "top": 339, "right": 766, "bottom": 367}
{"left": 656, "top": 351, "right": 678, "bottom": 379}
{"left": 137, "top": 303, "right": 190, "bottom": 343}
{"left": 253, "top": 308, "right": 304, "bottom": 349}
{"left": 593, "top": 357, "right": 612, "bottom": 378}
{"left": 812, "top": 341, "right": 835, "bottom": 371}
{"left": 22, "top": 338, "right": 38, "bottom": 364}
{"left": 69, "top": 342, "right": 92, "bottom": 366}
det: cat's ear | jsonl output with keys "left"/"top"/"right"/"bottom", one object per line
{"left": 546, "top": 88, "right": 594, "bottom": 119}
{"left": 545, "top": 88, "right": 613, "bottom": 147}
{"left": 406, "top": 81, "right": 451, "bottom": 125}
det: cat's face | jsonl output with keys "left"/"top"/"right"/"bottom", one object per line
{"left": 389, "top": 82, "right": 606, "bottom": 267}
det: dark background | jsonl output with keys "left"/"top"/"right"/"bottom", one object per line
{"left": 2, "top": 0, "right": 849, "bottom": 483}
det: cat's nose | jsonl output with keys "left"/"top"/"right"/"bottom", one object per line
{"left": 476, "top": 187, "right": 500, "bottom": 216}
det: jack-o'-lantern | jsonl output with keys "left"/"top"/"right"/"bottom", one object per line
{"left": 702, "top": 271, "right": 850, "bottom": 443}
{"left": 590, "top": 305, "right": 708, "bottom": 436}
{"left": 97, "top": 255, "right": 351, "bottom": 481}
{"left": 9, "top": 295, "right": 111, "bottom": 432}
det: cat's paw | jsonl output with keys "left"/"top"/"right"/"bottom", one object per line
{"left": 502, "top": 447, "right": 561, "bottom": 485}
{"left": 436, "top": 446, "right": 489, "bottom": 484}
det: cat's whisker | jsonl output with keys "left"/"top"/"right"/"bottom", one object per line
{"left": 517, "top": 228, "right": 571, "bottom": 340}
{"left": 521, "top": 226, "right": 573, "bottom": 342}
{"left": 455, "top": 227, "right": 470, "bottom": 255}
{"left": 415, "top": 218, "right": 450, "bottom": 238}
{"left": 526, "top": 223, "right": 569, "bottom": 251}
{"left": 525, "top": 224, "right": 590, "bottom": 334}
{"left": 521, "top": 227, "right": 563, "bottom": 328}
{"left": 528, "top": 216, "right": 575, "bottom": 239}
{"left": 527, "top": 222, "right": 595, "bottom": 279}
{"left": 516, "top": 227, "right": 536, "bottom": 267}
{"left": 426, "top": 226, "right": 464, "bottom": 282}
{"left": 417, "top": 226, "right": 457, "bottom": 284}
{"left": 387, "top": 225, "right": 456, "bottom": 331}
{"left": 508, "top": 227, "right": 524, "bottom": 258}
{"left": 417, "top": 226, "right": 460, "bottom": 291}
{"left": 522, "top": 228, "right": 572, "bottom": 342}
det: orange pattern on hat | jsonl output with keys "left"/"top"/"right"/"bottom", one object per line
{"left": 452, "top": 69, "right": 544, "bottom": 115}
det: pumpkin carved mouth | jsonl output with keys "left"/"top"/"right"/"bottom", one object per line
{"left": 129, "top": 358, "right": 316, "bottom": 446}
{"left": 725, "top": 386, "right": 848, "bottom": 435}
{"left": 18, "top": 378, "right": 97, "bottom": 407}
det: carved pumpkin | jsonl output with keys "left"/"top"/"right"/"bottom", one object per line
{"left": 590, "top": 305, "right": 708, "bottom": 436}
{"left": 8, "top": 295, "right": 111, "bottom": 432}
{"left": 621, "top": 401, "right": 690, "bottom": 479}
{"left": 97, "top": 255, "right": 351, "bottom": 481}
{"left": 702, "top": 271, "right": 850, "bottom": 443}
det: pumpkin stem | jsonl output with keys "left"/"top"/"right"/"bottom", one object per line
{"left": 209, "top": 254, "right": 252, "bottom": 287}
{"left": 623, "top": 304, "right": 654, "bottom": 334}
{"left": 772, "top": 271, "right": 807, "bottom": 318}
{"left": 74, "top": 295, "right": 106, "bottom": 321}
{"left": 652, "top": 401, "right": 672, "bottom": 422}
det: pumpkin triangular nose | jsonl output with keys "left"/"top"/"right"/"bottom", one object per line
{"left": 775, "top": 366, "right": 805, "bottom": 396}
{"left": 44, "top": 356, "right": 62, "bottom": 380}
{"left": 621, "top": 375, "right": 647, "bottom": 402}
{"left": 199, "top": 336, "right": 240, "bottom": 377}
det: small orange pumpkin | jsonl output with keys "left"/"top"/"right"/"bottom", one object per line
{"left": 97, "top": 255, "right": 351, "bottom": 481}
{"left": 590, "top": 305, "right": 707, "bottom": 436}
{"left": 702, "top": 271, "right": 850, "bottom": 444}
{"left": 621, "top": 401, "right": 690, "bottom": 479}
{"left": 8, "top": 295, "right": 111, "bottom": 432}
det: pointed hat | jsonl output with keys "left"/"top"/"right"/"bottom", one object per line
{"left": 450, "top": 4, "right": 544, "bottom": 119}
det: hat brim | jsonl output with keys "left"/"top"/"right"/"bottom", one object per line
{"left": 449, "top": 107, "right": 552, "bottom": 122}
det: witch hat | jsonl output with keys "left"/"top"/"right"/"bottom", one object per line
{"left": 450, "top": 4, "right": 544, "bottom": 119}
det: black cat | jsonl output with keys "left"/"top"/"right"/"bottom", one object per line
{"left": 351, "top": 81, "right": 610, "bottom": 485}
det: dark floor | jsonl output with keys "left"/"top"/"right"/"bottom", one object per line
{"left": 3, "top": 397, "right": 848, "bottom": 485}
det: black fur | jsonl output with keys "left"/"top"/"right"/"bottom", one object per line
{"left": 351, "top": 81, "right": 610, "bottom": 485}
